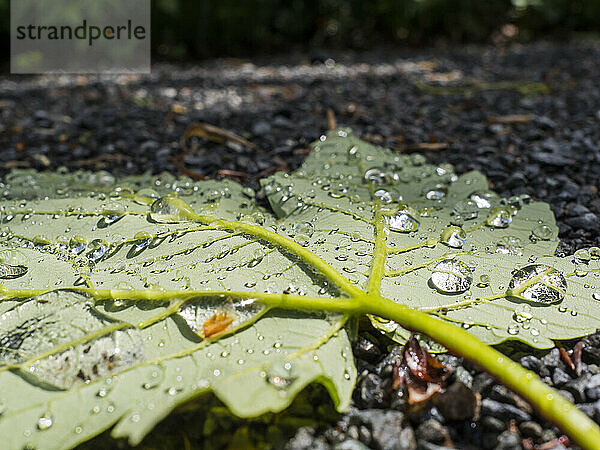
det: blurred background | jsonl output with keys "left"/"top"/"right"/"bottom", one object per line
{"left": 1, "top": 0, "right": 600, "bottom": 60}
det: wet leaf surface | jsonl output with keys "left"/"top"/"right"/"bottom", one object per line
{"left": 0, "top": 130, "right": 598, "bottom": 448}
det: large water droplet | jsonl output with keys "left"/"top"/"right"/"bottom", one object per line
{"left": 364, "top": 167, "right": 390, "bottom": 185}
{"left": 453, "top": 200, "right": 479, "bottom": 220}
{"left": 69, "top": 236, "right": 88, "bottom": 255}
{"left": 507, "top": 264, "right": 566, "bottom": 304}
{"left": 384, "top": 210, "right": 419, "bottom": 233}
{"left": 87, "top": 239, "right": 109, "bottom": 263}
{"left": 149, "top": 195, "right": 196, "bottom": 223}
{"left": 178, "top": 297, "right": 264, "bottom": 338}
{"left": 486, "top": 208, "right": 513, "bottom": 228}
{"left": 430, "top": 259, "right": 473, "bottom": 293}
{"left": 441, "top": 226, "right": 466, "bottom": 248}
{"left": 294, "top": 222, "right": 314, "bottom": 245}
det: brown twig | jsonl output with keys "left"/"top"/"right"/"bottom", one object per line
{"left": 181, "top": 122, "right": 260, "bottom": 152}
{"left": 327, "top": 108, "right": 337, "bottom": 130}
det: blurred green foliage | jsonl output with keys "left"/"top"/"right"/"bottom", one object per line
{"left": 1, "top": 0, "right": 599, "bottom": 60}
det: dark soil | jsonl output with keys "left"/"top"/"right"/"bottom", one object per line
{"left": 1, "top": 41, "right": 600, "bottom": 449}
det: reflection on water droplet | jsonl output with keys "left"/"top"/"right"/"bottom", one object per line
{"left": 37, "top": 414, "right": 53, "bottom": 430}
{"left": 87, "top": 239, "right": 109, "bottom": 263}
{"left": 374, "top": 189, "right": 394, "bottom": 204}
{"left": 507, "top": 264, "right": 566, "bottom": 304}
{"left": 384, "top": 210, "right": 419, "bottom": 233}
{"left": 133, "top": 231, "right": 152, "bottom": 251}
{"left": 364, "top": 167, "right": 389, "bottom": 185}
{"left": 441, "top": 226, "right": 466, "bottom": 248}
{"left": 470, "top": 191, "right": 496, "bottom": 209}
{"left": 430, "top": 259, "right": 473, "bottom": 293}
{"left": 267, "top": 360, "right": 296, "bottom": 390}
{"left": 486, "top": 208, "right": 512, "bottom": 228}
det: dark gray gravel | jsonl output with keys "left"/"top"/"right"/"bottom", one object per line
{"left": 2, "top": 41, "right": 600, "bottom": 449}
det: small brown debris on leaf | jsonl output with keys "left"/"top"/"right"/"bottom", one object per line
{"left": 181, "top": 122, "right": 260, "bottom": 152}
{"left": 393, "top": 335, "right": 452, "bottom": 404}
{"left": 202, "top": 310, "right": 235, "bottom": 338}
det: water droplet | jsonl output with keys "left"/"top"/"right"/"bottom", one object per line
{"left": 495, "top": 236, "right": 523, "bottom": 255}
{"left": 507, "top": 264, "right": 566, "bottom": 304}
{"left": 0, "top": 260, "right": 27, "bottom": 279}
{"left": 453, "top": 200, "right": 479, "bottom": 220}
{"left": 133, "top": 231, "right": 152, "bottom": 251}
{"left": 37, "top": 414, "right": 53, "bottom": 430}
{"left": 69, "top": 236, "right": 88, "bottom": 255}
{"left": 441, "top": 226, "right": 466, "bottom": 248}
{"left": 87, "top": 239, "right": 109, "bottom": 263}
{"left": 513, "top": 304, "right": 533, "bottom": 322}
{"left": 470, "top": 191, "right": 496, "bottom": 208}
{"left": 574, "top": 248, "right": 591, "bottom": 263}
{"left": 149, "top": 195, "right": 196, "bottom": 223}
{"left": 486, "top": 208, "right": 513, "bottom": 228}
{"left": 266, "top": 361, "right": 296, "bottom": 390}
{"left": 531, "top": 224, "right": 553, "bottom": 241}
{"left": 592, "top": 293, "right": 600, "bottom": 301}
{"left": 364, "top": 167, "right": 389, "bottom": 185}
{"left": 374, "top": 189, "right": 394, "bottom": 204}
{"left": 294, "top": 222, "right": 314, "bottom": 245}
{"left": 477, "top": 274, "right": 490, "bottom": 288}
{"left": 430, "top": 259, "right": 473, "bottom": 293}
{"left": 507, "top": 324, "right": 519, "bottom": 335}
{"left": 384, "top": 209, "right": 419, "bottom": 233}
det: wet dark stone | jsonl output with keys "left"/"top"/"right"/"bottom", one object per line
{"left": 286, "top": 427, "right": 330, "bottom": 450}
{"left": 552, "top": 367, "right": 572, "bottom": 387}
{"left": 334, "top": 439, "right": 370, "bottom": 450}
{"left": 565, "top": 213, "right": 600, "bottom": 232}
{"left": 563, "top": 373, "right": 592, "bottom": 403}
{"left": 481, "top": 399, "right": 531, "bottom": 423}
{"left": 541, "top": 348, "right": 562, "bottom": 370}
{"left": 482, "top": 416, "right": 506, "bottom": 433}
{"left": 519, "top": 421, "right": 543, "bottom": 440}
{"left": 583, "top": 332, "right": 600, "bottom": 364}
{"left": 415, "top": 419, "right": 449, "bottom": 445}
{"left": 355, "top": 371, "right": 387, "bottom": 409}
{"left": 585, "top": 374, "right": 600, "bottom": 400}
{"left": 356, "top": 410, "right": 413, "bottom": 450}
{"left": 353, "top": 335, "right": 382, "bottom": 364}
{"left": 519, "top": 355, "right": 542, "bottom": 373}
{"left": 495, "top": 430, "right": 523, "bottom": 450}
{"left": 434, "top": 382, "right": 480, "bottom": 421}
{"left": 472, "top": 373, "right": 495, "bottom": 395}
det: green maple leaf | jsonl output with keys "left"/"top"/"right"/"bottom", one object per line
{"left": 0, "top": 129, "right": 598, "bottom": 449}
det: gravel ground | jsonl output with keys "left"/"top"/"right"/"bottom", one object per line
{"left": 1, "top": 41, "right": 600, "bottom": 449}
